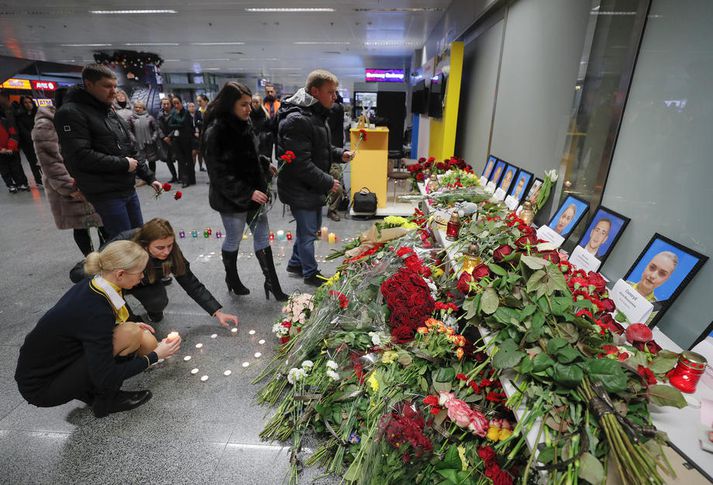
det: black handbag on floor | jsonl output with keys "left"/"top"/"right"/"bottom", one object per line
{"left": 352, "top": 187, "right": 377, "bottom": 215}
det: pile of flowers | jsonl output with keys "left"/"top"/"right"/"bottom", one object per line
{"left": 271, "top": 293, "right": 314, "bottom": 344}
{"left": 407, "top": 155, "right": 471, "bottom": 187}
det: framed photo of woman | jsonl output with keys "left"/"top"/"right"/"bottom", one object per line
{"left": 482, "top": 155, "right": 497, "bottom": 180}
{"left": 624, "top": 234, "right": 708, "bottom": 327}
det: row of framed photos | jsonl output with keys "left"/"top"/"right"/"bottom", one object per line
{"left": 479, "top": 154, "right": 709, "bottom": 331}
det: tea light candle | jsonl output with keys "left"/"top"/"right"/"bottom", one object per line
{"left": 321, "top": 226, "right": 329, "bottom": 240}
{"left": 178, "top": 230, "right": 186, "bottom": 239}
{"left": 248, "top": 329, "right": 256, "bottom": 335}
{"left": 206, "top": 227, "right": 212, "bottom": 236}
{"left": 258, "top": 339, "right": 265, "bottom": 345}
{"left": 167, "top": 331, "right": 180, "bottom": 341}
{"left": 203, "top": 229, "right": 210, "bottom": 238}
{"left": 328, "top": 232, "right": 336, "bottom": 244}
{"left": 242, "top": 362, "right": 250, "bottom": 368}
{"left": 216, "top": 230, "right": 223, "bottom": 239}
{"left": 200, "top": 375, "right": 209, "bottom": 382}
{"left": 210, "top": 334, "right": 218, "bottom": 339}
{"left": 195, "top": 343, "right": 203, "bottom": 349}
{"left": 191, "top": 230, "right": 198, "bottom": 238}
{"left": 254, "top": 352, "right": 262, "bottom": 358}
{"left": 269, "top": 231, "right": 275, "bottom": 241}
{"left": 276, "top": 230, "right": 285, "bottom": 241}
{"left": 231, "top": 327, "right": 238, "bottom": 334}
{"left": 190, "top": 368, "right": 199, "bottom": 375}
{"left": 286, "top": 231, "right": 293, "bottom": 241}
{"left": 242, "top": 233, "right": 248, "bottom": 240}
{"left": 183, "top": 355, "right": 192, "bottom": 361}
{"left": 223, "top": 370, "right": 232, "bottom": 376}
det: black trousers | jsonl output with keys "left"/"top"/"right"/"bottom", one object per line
{"left": 20, "top": 354, "right": 113, "bottom": 408}
{"left": 127, "top": 283, "right": 169, "bottom": 316}
{"left": 0, "top": 152, "right": 28, "bottom": 187}
{"left": 174, "top": 141, "right": 195, "bottom": 185}
{"left": 20, "top": 141, "right": 42, "bottom": 184}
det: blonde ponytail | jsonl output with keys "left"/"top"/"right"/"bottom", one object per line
{"left": 84, "top": 240, "right": 148, "bottom": 276}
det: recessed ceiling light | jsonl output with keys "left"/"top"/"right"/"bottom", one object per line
{"left": 294, "top": 41, "right": 350, "bottom": 45}
{"left": 196, "top": 58, "right": 231, "bottom": 61}
{"left": 91, "top": 9, "right": 177, "bottom": 14}
{"left": 60, "top": 43, "right": 112, "bottom": 47}
{"left": 246, "top": 8, "right": 334, "bottom": 13}
{"left": 364, "top": 41, "right": 417, "bottom": 47}
{"left": 203, "top": 67, "right": 221, "bottom": 71}
{"left": 353, "top": 7, "right": 443, "bottom": 12}
{"left": 124, "top": 42, "right": 179, "bottom": 46}
{"left": 191, "top": 42, "right": 245, "bottom": 46}
{"left": 163, "top": 59, "right": 182, "bottom": 62}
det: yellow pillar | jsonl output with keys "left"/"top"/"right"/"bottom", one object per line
{"left": 349, "top": 127, "right": 389, "bottom": 208}
{"left": 429, "top": 41, "right": 465, "bottom": 160}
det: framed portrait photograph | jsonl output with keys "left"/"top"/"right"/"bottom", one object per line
{"left": 576, "top": 206, "right": 630, "bottom": 265}
{"left": 624, "top": 233, "right": 708, "bottom": 328}
{"left": 489, "top": 159, "right": 507, "bottom": 185}
{"left": 508, "top": 169, "right": 533, "bottom": 205}
{"left": 523, "top": 178, "right": 543, "bottom": 207}
{"left": 497, "top": 164, "right": 518, "bottom": 194}
{"left": 482, "top": 155, "right": 497, "bottom": 180}
{"left": 546, "top": 194, "right": 590, "bottom": 238}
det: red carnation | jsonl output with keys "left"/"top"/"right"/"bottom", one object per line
{"left": 586, "top": 272, "right": 607, "bottom": 293}
{"left": 280, "top": 150, "right": 296, "bottom": 164}
{"left": 492, "top": 245, "right": 514, "bottom": 262}
{"left": 174, "top": 191, "right": 183, "bottom": 200}
{"left": 478, "top": 446, "right": 497, "bottom": 464}
{"left": 391, "top": 325, "right": 415, "bottom": 344}
{"left": 161, "top": 182, "right": 172, "bottom": 192}
{"left": 471, "top": 263, "right": 490, "bottom": 281}
{"left": 455, "top": 373, "right": 468, "bottom": 381}
{"left": 359, "top": 129, "right": 368, "bottom": 141}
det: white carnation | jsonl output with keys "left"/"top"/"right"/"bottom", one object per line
{"left": 368, "top": 331, "right": 381, "bottom": 346}
{"left": 287, "top": 367, "right": 306, "bottom": 385}
{"left": 301, "top": 360, "right": 314, "bottom": 371}
{"left": 326, "top": 360, "right": 339, "bottom": 370}
{"left": 326, "top": 369, "right": 340, "bottom": 381}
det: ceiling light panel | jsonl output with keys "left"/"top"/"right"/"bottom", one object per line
{"left": 91, "top": 9, "right": 177, "bottom": 14}
{"left": 294, "top": 41, "right": 350, "bottom": 45}
{"left": 124, "top": 42, "right": 179, "bottom": 46}
{"left": 191, "top": 42, "right": 245, "bottom": 46}
{"left": 245, "top": 8, "right": 334, "bottom": 13}
{"left": 60, "top": 43, "right": 112, "bottom": 47}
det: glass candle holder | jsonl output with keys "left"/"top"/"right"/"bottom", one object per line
{"left": 668, "top": 351, "right": 707, "bottom": 394}
{"left": 446, "top": 212, "right": 461, "bottom": 241}
{"left": 178, "top": 230, "right": 186, "bottom": 239}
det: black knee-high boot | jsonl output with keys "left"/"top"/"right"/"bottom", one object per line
{"left": 221, "top": 250, "right": 250, "bottom": 295}
{"left": 255, "top": 246, "right": 289, "bottom": 301}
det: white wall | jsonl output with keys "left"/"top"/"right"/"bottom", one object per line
{"left": 488, "top": 0, "right": 591, "bottom": 175}
{"left": 599, "top": 0, "right": 713, "bottom": 348}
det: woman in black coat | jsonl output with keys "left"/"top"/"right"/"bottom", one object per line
{"left": 202, "top": 82, "right": 288, "bottom": 301}
{"left": 15, "top": 96, "right": 43, "bottom": 186}
{"left": 168, "top": 95, "right": 196, "bottom": 187}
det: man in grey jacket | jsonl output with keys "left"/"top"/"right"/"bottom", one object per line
{"left": 276, "top": 70, "right": 351, "bottom": 287}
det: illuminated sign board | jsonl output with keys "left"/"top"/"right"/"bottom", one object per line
{"left": 0, "top": 78, "right": 32, "bottom": 90}
{"left": 365, "top": 69, "right": 405, "bottom": 83}
{"left": 32, "top": 80, "right": 58, "bottom": 91}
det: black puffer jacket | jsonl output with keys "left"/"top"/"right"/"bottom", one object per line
{"left": 203, "top": 116, "right": 270, "bottom": 213}
{"left": 54, "top": 87, "right": 155, "bottom": 201}
{"left": 69, "top": 228, "right": 222, "bottom": 316}
{"left": 276, "top": 89, "right": 344, "bottom": 210}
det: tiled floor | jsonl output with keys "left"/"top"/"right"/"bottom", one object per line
{"left": 0, "top": 164, "right": 374, "bottom": 484}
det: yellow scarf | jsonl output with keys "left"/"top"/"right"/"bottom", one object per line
{"left": 90, "top": 276, "right": 130, "bottom": 324}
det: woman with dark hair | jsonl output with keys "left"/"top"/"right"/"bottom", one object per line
{"left": 32, "top": 88, "right": 106, "bottom": 255}
{"left": 70, "top": 218, "right": 239, "bottom": 326}
{"left": 202, "top": 82, "right": 288, "bottom": 301}
{"left": 168, "top": 95, "right": 195, "bottom": 187}
{"left": 15, "top": 95, "right": 43, "bottom": 187}
{"left": 157, "top": 97, "right": 178, "bottom": 183}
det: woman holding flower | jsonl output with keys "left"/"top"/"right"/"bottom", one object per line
{"left": 202, "top": 82, "right": 288, "bottom": 301}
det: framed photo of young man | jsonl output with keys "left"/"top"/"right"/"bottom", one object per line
{"left": 505, "top": 169, "right": 533, "bottom": 210}
{"left": 570, "top": 206, "right": 630, "bottom": 271}
{"left": 623, "top": 233, "right": 708, "bottom": 328}
{"left": 494, "top": 164, "right": 518, "bottom": 201}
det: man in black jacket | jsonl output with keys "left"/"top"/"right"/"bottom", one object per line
{"left": 277, "top": 69, "right": 352, "bottom": 287}
{"left": 55, "top": 64, "right": 162, "bottom": 238}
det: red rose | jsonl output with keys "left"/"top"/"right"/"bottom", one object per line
{"left": 601, "top": 344, "right": 618, "bottom": 355}
{"left": 520, "top": 225, "right": 536, "bottom": 237}
{"left": 418, "top": 157, "right": 426, "bottom": 163}
{"left": 538, "top": 250, "right": 560, "bottom": 264}
{"left": 637, "top": 365, "right": 657, "bottom": 385}
{"left": 173, "top": 191, "right": 183, "bottom": 200}
{"left": 492, "top": 245, "right": 514, "bottom": 262}
{"left": 471, "top": 263, "right": 490, "bottom": 281}
{"left": 359, "top": 129, "right": 368, "bottom": 141}
{"left": 415, "top": 172, "right": 425, "bottom": 182}
{"left": 515, "top": 234, "right": 537, "bottom": 248}
{"left": 625, "top": 323, "right": 653, "bottom": 344}
{"left": 600, "top": 298, "right": 616, "bottom": 313}
{"left": 427, "top": 156, "right": 435, "bottom": 163}
{"left": 587, "top": 272, "right": 607, "bottom": 293}
{"left": 478, "top": 446, "right": 496, "bottom": 464}
{"left": 161, "top": 182, "right": 172, "bottom": 192}
{"left": 280, "top": 336, "right": 290, "bottom": 344}
{"left": 457, "top": 272, "right": 473, "bottom": 294}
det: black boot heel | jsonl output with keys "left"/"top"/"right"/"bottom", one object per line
{"left": 256, "top": 247, "right": 289, "bottom": 302}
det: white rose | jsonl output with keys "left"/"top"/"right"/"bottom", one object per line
{"left": 368, "top": 332, "right": 381, "bottom": 346}
{"left": 326, "top": 360, "right": 339, "bottom": 370}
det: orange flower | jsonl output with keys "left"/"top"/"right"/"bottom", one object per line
{"left": 456, "top": 348, "right": 465, "bottom": 360}
{"left": 417, "top": 327, "right": 428, "bottom": 335}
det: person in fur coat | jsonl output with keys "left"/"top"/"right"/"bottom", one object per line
{"left": 33, "top": 89, "right": 105, "bottom": 255}
{"left": 201, "top": 81, "right": 288, "bottom": 302}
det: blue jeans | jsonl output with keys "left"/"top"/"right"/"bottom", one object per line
{"left": 288, "top": 207, "right": 322, "bottom": 278}
{"left": 220, "top": 210, "right": 270, "bottom": 252}
{"left": 89, "top": 190, "right": 144, "bottom": 240}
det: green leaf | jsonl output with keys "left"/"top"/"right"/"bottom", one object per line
{"left": 493, "top": 339, "right": 525, "bottom": 370}
{"left": 433, "top": 381, "right": 452, "bottom": 393}
{"left": 518, "top": 356, "right": 534, "bottom": 374}
{"left": 436, "top": 469, "right": 459, "bottom": 484}
{"left": 537, "top": 446, "right": 555, "bottom": 464}
{"left": 550, "top": 296, "right": 573, "bottom": 316}
{"left": 544, "top": 264, "right": 570, "bottom": 295}
{"left": 487, "top": 263, "right": 507, "bottom": 276}
{"left": 578, "top": 452, "right": 605, "bottom": 484}
{"left": 649, "top": 353, "right": 678, "bottom": 375}
{"left": 526, "top": 270, "right": 547, "bottom": 293}
{"left": 587, "top": 358, "right": 628, "bottom": 394}
{"left": 521, "top": 255, "right": 549, "bottom": 270}
{"left": 547, "top": 337, "right": 569, "bottom": 356}
{"left": 436, "top": 445, "right": 461, "bottom": 470}
{"left": 556, "top": 345, "right": 582, "bottom": 365}
{"left": 533, "top": 353, "right": 555, "bottom": 372}
{"left": 493, "top": 307, "right": 521, "bottom": 325}
{"left": 434, "top": 367, "right": 456, "bottom": 382}
{"left": 551, "top": 363, "right": 584, "bottom": 387}
{"left": 481, "top": 287, "right": 500, "bottom": 315}
{"left": 462, "top": 297, "right": 478, "bottom": 320}
{"left": 648, "top": 384, "right": 687, "bottom": 408}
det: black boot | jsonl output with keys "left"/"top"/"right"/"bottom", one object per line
{"left": 255, "top": 247, "right": 289, "bottom": 301}
{"left": 221, "top": 250, "right": 250, "bottom": 295}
